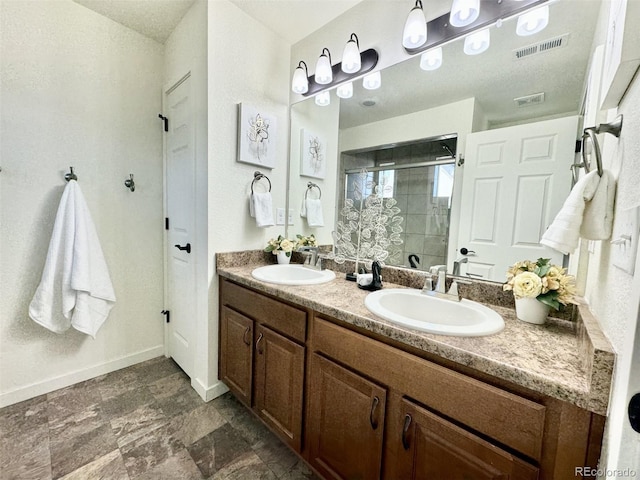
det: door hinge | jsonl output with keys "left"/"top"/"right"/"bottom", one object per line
{"left": 161, "top": 310, "right": 170, "bottom": 323}
{"left": 158, "top": 114, "right": 168, "bottom": 132}
{"left": 165, "top": 217, "right": 169, "bottom": 230}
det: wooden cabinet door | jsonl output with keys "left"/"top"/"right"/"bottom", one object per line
{"left": 219, "top": 306, "right": 253, "bottom": 406}
{"left": 390, "top": 397, "right": 539, "bottom": 480}
{"left": 307, "top": 353, "right": 386, "bottom": 480}
{"left": 254, "top": 324, "right": 305, "bottom": 452}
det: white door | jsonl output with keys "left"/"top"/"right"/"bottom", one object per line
{"left": 456, "top": 116, "right": 578, "bottom": 281}
{"left": 164, "top": 73, "right": 196, "bottom": 378}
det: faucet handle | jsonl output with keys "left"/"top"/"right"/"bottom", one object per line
{"left": 422, "top": 274, "right": 433, "bottom": 291}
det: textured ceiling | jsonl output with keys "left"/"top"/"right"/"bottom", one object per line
{"left": 72, "top": 0, "right": 196, "bottom": 44}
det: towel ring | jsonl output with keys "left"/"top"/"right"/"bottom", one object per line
{"left": 64, "top": 166, "right": 78, "bottom": 182}
{"left": 305, "top": 182, "right": 322, "bottom": 199}
{"left": 251, "top": 171, "right": 271, "bottom": 194}
{"left": 581, "top": 128, "right": 603, "bottom": 177}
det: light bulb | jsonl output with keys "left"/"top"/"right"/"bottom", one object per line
{"left": 450, "top": 0, "right": 480, "bottom": 27}
{"left": 341, "top": 34, "right": 361, "bottom": 74}
{"left": 516, "top": 5, "right": 549, "bottom": 36}
{"left": 315, "top": 91, "right": 331, "bottom": 106}
{"left": 363, "top": 71, "right": 381, "bottom": 90}
{"left": 420, "top": 47, "right": 442, "bottom": 71}
{"left": 336, "top": 82, "right": 353, "bottom": 99}
{"left": 402, "top": 0, "right": 427, "bottom": 49}
{"left": 463, "top": 28, "right": 490, "bottom": 55}
{"left": 291, "top": 62, "right": 308, "bottom": 94}
{"left": 315, "top": 48, "right": 333, "bottom": 85}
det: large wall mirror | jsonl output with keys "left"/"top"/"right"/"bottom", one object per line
{"left": 288, "top": 0, "right": 601, "bottom": 283}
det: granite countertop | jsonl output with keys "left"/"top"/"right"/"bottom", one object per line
{"left": 216, "top": 253, "right": 614, "bottom": 415}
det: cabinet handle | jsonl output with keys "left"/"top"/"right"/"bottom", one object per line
{"left": 255, "top": 332, "right": 264, "bottom": 354}
{"left": 243, "top": 327, "right": 251, "bottom": 346}
{"left": 369, "top": 396, "right": 380, "bottom": 430}
{"left": 402, "top": 413, "right": 412, "bottom": 450}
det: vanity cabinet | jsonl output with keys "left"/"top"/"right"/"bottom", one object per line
{"left": 386, "top": 394, "right": 539, "bottom": 479}
{"left": 219, "top": 279, "right": 307, "bottom": 451}
{"left": 218, "top": 278, "right": 604, "bottom": 479}
{"left": 307, "top": 353, "right": 386, "bottom": 479}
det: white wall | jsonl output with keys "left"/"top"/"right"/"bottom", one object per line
{"left": 0, "top": 0, "right": 165, "bottom": 406}
{"left": 580, "top": 0, "right": 640, "bottom": 472}
{"left": 207, "top": 0, "right": 291, "bottom": 389}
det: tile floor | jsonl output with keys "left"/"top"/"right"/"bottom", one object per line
{"left": 0, "top": 356, "right": 318, "bottom": 480}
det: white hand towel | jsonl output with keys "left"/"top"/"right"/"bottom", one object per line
{"left": 305, "top": 198, "right": 324, "bottom": 227}
{"left": 251, "top": 192, "right": 274, "bottom": 227}
{"left": 581, "top": 170, "right": 616, "bottom": 240}
{"left": 300, "top": 197, "right": 307, "bottom": 217}
{"left": 540, "top": 170, "right": 601, "bottom": 254}
{"left": 29, "top": 180, "right": 116, "bottom": 338}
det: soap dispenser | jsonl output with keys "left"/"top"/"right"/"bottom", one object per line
{"left": 358, "top": 261, "right": 383, "bottom": 291}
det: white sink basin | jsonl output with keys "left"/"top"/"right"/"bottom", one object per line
{"left": 364, "top": 288, "right": 504, "bottom": 337}
{"left": 251, "top": 264, "right": 336, "bottom": 286}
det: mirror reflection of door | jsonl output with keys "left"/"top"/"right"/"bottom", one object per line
{"left": 456, "top": 116, "right": 578, "bottom": 281}
{"left": 339, "top": 135, "right": 457, "bottom": 271}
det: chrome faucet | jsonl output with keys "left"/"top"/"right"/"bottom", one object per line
{"left": 422, "top": 270, "right": 470, "bottom": 302}
{"left": 452, "top": 257, "right": 469, "bottom": 276}
{"left": 298, "top": 246, "right": 324, "bottom": 270}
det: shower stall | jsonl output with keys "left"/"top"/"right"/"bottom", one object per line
{"left": 338, "top": 135, "right": 457, "bottom": 272}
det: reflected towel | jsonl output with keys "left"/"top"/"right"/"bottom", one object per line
{"left": 581, "top": 170, "right": 616, "bottom": 240}
{"left": 304, "top": 198, "right": 324, "bottom": 227}
{"left": 250, "top": 192, "right": 274, "bottom": 228}
{"left": 540, "top": 170, "right": 601, "bottom": 254}
{"left": 29, "top": 180, "right": 116, "bottom": 338}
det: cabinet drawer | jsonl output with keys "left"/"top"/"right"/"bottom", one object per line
{"left": 221, "top": 279, "right": 307, "bottom": 342}
{"left": 313, "top": 317, "right": 546, "bottom": 461}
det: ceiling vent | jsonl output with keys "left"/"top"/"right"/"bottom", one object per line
{"left": 514, "top": 92, "right": 545, "bottom": 107}
{"left": 513, "top": 33, "right": 570, "bottom": 60}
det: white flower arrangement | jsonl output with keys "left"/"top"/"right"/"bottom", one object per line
{"left": 503, "top": 258, "right": 577, "bottom": 310}
{"left": 264, "top": 235, "right": 296, "bottom": 257}
{"left": 265, "top": 234, "right": 317, "bottom": 258}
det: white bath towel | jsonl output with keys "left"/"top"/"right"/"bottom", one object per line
{"left": 540, "top": 170, "right": 602, "bottom": 254}
{"left": 250, "top": 192, "right": 274, "bottom": 227}
{"left": 29, "top": 180, "right": 116, "bottom": 338}
{"left": 304, "top": 198, "right": 324, "bottom": 227}
{"left": 581, "top": 170, "right": 616, "bottom": 240}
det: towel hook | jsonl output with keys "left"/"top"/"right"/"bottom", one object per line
{"left": 305, "top": 181, "right": 322, "bottom": 199}
{"left": 64, "top": 166, "right": 78, "bottom": 182}
{"left": 124, "top": 174, "right": 135, "bottom": 192}
{"left": 251, "top": 171, "right": 271, "bottom": 194}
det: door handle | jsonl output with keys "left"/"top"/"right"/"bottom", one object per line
{"left": 402, "top": 413, "right": 412, "bottom": 450}
{"left": 243, "top": 327, "right": 251, "bottom": 346}
{"left": 459, "top": 247, "right": 476, "bottom": 256}
{"left": 369, "top": 396, "right": 380, "bottom": 430}
{"left": 255, "top": 332, "right": 264, "bottom": 354}
{"left": 174, "top": 243, "right": 191, "bottom": 253}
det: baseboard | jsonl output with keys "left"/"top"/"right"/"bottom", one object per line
{"left": 0, "top": 345, "right": 165, "bottom": 408}
{"left": 191, "top": 377, "right": 229, "bottom": 402}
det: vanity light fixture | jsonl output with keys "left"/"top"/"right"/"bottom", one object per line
{"left": 291, "top": 45, "right": 379, "bottom": 97}
{"left": 342, "top": 33, "right": 362, "bottom": 73}
{"left": 403, "top": 0, "right": 428, "bottom": 49}
{"left": 291, "top": 61, "right": 309, "bottom": 94}
{"left": 449, "top": 0, "right": 480, "bottom": 27}
{"left": 363, "top": 71, "right": 382, "bottom": 90}
{"left": 463, "top": 28, "right": 490, "bottom": 55}
{"left": 315, "top": 91, "right": 331, "bottom": 106}
{"left": 315, "top": 48, "right": 333, "bottom": 85}
{"left": 336, "top": 82, "right": 354, "bottom": 99}
{"left": 420, "top": 47, "right": 443, "bottom": 70}
{"left": 516, "top": 4, "right": 549, "bottom": 36}
{"left": 401, "top": 0, "right": 549, "bottom": 57}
